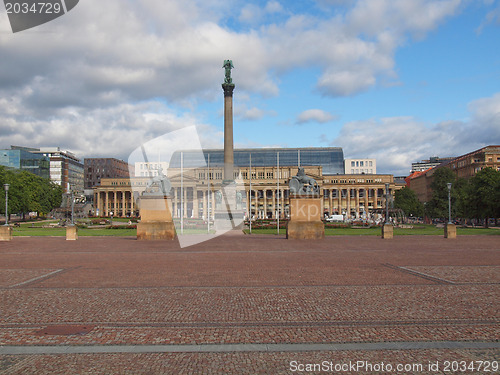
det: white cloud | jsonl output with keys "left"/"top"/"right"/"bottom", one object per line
{"left": 296, "top": 109, "right": 337, "bottom": 124}
{"left": 0, "top": 0, "right": 473, "bottom": 163}
{"left": 331, "top": 92, "right": 500, "bottom": 175}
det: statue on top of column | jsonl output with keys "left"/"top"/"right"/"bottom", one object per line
{"left": 223, "top": 59, "right": 234, "bottom": 84}
{"left": 289, "top": 168, "right": 320, "bottom": 195}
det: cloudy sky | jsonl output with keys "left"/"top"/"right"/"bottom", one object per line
{"left": 0, "top": 0, "right": 499, "bottom": 175}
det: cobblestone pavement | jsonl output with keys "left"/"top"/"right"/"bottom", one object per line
{"left": 0, "top": 234, "right": 499, "bottom": 374}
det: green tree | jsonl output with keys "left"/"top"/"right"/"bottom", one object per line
{"left": 395, "top": 187, "right": 424, "bottom": 218}
{"left": 0, "top": 166, "right": 63, "bottom": 220}
{"left": 466, "top": 168, "right": 500, "bottom": 227}
{"left": 426, "top": 168, "right": 457, "bottom": 220}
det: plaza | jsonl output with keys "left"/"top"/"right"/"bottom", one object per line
{"left": 0, "top": 233, "right": 498, "bottom": 374}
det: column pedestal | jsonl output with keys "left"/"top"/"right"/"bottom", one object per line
{"left": 381, "top": 224, "right": 393, "bottom": 239}
{"left": 286, "top": 195, "right": 324, "bottom": 240}
{"left": 137, "top": 195, "right": 175, "bottom": 240}
{"left": 444, "top": 223, "right": 456, "bottom": 239}
{"left": 0, "top": 226, "right": 12, "bottom": 241}
{"left": 66, "top": 225, "right": 78, "bottom": 241}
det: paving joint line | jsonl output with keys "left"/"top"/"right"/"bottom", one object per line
{"left": 1, "top": 341, "right": 499, "bottom": 355}
{"left": 383, "top": 263, "right": 455, "bottom": 284}
{"left": 8, "top": 269, "right": 65, "bottom": 288}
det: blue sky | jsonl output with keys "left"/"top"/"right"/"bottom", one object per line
{"left": 0, "top": 0, "right": 499, "bottom": 175}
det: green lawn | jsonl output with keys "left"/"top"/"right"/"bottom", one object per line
{"left": 243, "top": 225, "right": 500, "bottom": 236}
{"left": 10, "top": 222, "right": 500, "bottom": 237}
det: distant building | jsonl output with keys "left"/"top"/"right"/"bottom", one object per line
{"left": 411, "top": 156, "right": 455, "bottom": 173}
{"left": 32, "top": 147, "right": 84, "bottom": 193}
{"left": 85, "top": 158, "right": 131, "bottom": 189}
{"left": 135, "top": 161, "right": 169, "bottom": 177}
{"left": 94, "top": 147, "right": 403, "bottom": 220}
{"left": 344, "top": 159, "right": 376, "bottom": 174}
{"left": 409, "top": 145, "right": 500, "bottom": 203}
{"left": 0, "top": 146, "right": 50, "bottom": 179}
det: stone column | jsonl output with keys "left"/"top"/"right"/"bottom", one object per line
{"left": 329, "top": 189, "right": 333, "bottom": 215}
{"left": 104, "top": 191, "right": 109, "bottom": 216}
{"left": 263, "top": 189, "right": 267, "bottom": 219}
{"left": 222, "top": 83, "right": 235, "bottom": 181}
{"left": 131, "top": 191, "right": 135, "bottom": 217}
{"left": 95, "top": 191, "right": 100, "bottom": 217}
{"left": 355, "top": 188, "right": 360, "bottom": 219}
{"left": 346, "top": 188, "right": 351, "bottom": 220}
{"left": 272, "top": 190, "right": 276, "bottom": 218}
{"left": 193, "top": 188, "right": 199, "bottom": 218}
{"left": 184, "top": 188, "right": 188, "bottom": 218}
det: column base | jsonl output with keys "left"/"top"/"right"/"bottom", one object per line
{"left": 381, "top": 224, "right": 393, "bottom": 239}
{"left": 286, "top": 221, "right": 325, "bottom": 240}
{"left": 66, "top": 225, "right": 78, "bottom": 241}
{"left": 444, "top": 223, "right": 456, "bottom": 239}
{"left": 0, "top": 225, "right": 12, "bottom": 241}
{"left": 137, "top": 222, "right": 176, "bottom": 240}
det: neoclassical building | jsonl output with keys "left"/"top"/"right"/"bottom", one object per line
{"left": 93, "top": 148, "right": 401, "bottom": 220}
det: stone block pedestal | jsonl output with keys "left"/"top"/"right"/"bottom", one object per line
{"left": 66, "top": 225, "right": 78, "bottom": 240}
{"left": 381, "top": 224, "right": 393, "bottom": 239}
{"left": 286, "top": 195, "right": 324, "bottom": 240}
{"left": 0, "top": 225, "right": 12, "bottom": 241}
{"left": 137, "top": 196, "right": 175, "bottom": 240}
{"left": 444, "top": 223, "right": 456, "bottom": 239}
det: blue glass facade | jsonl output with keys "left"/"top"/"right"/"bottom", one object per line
{"left": 169, "top": 148, "right": 345, "bottom": 175}
{"left": 0, "top": 149, "right": 50, "bottom": 178}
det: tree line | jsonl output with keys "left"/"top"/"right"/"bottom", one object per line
{"left": 0, "top": 166, "right": 62, "bottom": 221}
{"left": 395, "top": 167, "right": 500, "bottom": 227}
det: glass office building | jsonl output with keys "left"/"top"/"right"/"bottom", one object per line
{"left": 169, "top": 147, "right": 345, "bottom": 175}
{"left": 0, "top": 147, "right": 50, "bottom": 179}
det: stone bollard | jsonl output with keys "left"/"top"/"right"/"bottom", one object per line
{"left": 66, "top": 225, "right": 78, "bottom": 240}
{"left": 381, "top": 224, "right": 393, "bottom": 239}
{"left": 444, "top": 223, "right": 456, "bottom": 239}
{"left": 0, "top": 225, "right": 12, "bottom": 241}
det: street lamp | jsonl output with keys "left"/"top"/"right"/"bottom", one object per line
{"left": 3, "top": 184, "right": 9, "bottom": 226}
{"left": 447, "top": 182, "right": 452, "bottom": 224}
{"left": 385, "top": 183, "right": 390, "bottom": 224}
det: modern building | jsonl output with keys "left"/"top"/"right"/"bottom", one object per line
{"left": 135, "top": 162, "right": 169, "bottom": 177}
{"left": 0, "top": 146, "right": 50, "bottom": 179}
{"left": 409, "top": 145, "right": 500, "bottom": 203}
{"left": 94, "top": 147, "right": 401, "bottom": 220}
{"left": 169, "top": 147, "right": 345, "bottom": 175}
{"left": 84, "top": 158, "right": 131, "bottom": 189}
{"left": 411, "top": 156, "right": 455, "bottom": 173}
{"left": 344, "top": 158, "right": 376, "bottom": 174}
{"left": 32, "top": 147, "right": 84, "bottom": 193}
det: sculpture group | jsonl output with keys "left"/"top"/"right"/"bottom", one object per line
{"left": 289, "top": 168, "right": 319, "bottom": 195}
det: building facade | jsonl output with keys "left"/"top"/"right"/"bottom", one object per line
{"left": 135, "top": 162, "right": 169, "bottom": 177}
{"left": 344, "top": 158, "right": 376, "bottom": 174}
{"left": 84, "top": 158, "right": 131, "bottom": 189}
{"left": 94, "top": 158, "right": 400, "bottom": 221}
{"left": 411, "top": 156, "right": 455, "bottom": 173}
{"left": 409, "top": 145, "right": 500, "bottom": 203}
{"left": 0, "top": 146, "right": 50, "bottom": 179}
{"left": 33, "top": 147, "right": 84, "bottom": 193}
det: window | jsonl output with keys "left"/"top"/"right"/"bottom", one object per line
{"left": 267, "top": 171, "right": 274, "bottom": 179}
{"left": 356, "top": 161, "right": 359, "bottom": 167}
{"left": 360, "top": 161, "right": 364, "bottom": 167}
{"left": 258, "top": 172, "right": 265, "bottom": 179}
{"left": 369, "top": 161, "right": 373, "bottom": 167}
{"left": 351, "top": 161, "right": 355, "bottom": 167}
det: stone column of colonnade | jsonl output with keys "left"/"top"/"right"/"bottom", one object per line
{"left": 104, "top": 191, "right": 109, "bottom": 217}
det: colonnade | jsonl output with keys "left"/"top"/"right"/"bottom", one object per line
{"left": 94, "top": 184, "right": 391, "bottom": 220}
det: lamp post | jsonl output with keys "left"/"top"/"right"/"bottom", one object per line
{"left": 447, "top": 182, "right": 452, "bottom": 224}
{"left": 3, "top": 184, "right": 9, "bottom": 226}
